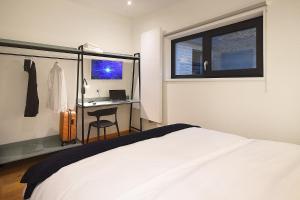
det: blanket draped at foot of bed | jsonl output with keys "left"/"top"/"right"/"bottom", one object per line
{"left": 21, "top": 123, "right": 197, "bottom": 199}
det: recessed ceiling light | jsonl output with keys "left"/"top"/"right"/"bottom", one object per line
{"left": 127, "top": 1, "right": 132, "bottom": 6}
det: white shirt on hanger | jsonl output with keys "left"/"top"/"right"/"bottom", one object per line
{"left": 47, "top": 62, "right": 68, "bottom": 113}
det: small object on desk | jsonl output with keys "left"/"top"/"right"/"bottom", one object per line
{"left": 109, "top": 89, "right": 126, "bottom": 101}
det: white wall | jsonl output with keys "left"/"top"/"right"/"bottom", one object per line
{"left": 1, "top": 0, "right": 300, "bottom": 145}
{"left": 132, "top": 0, "right": 300, "bottom": 144}
{"left": 0, "top": 0, "right": 134, "bottom": 145}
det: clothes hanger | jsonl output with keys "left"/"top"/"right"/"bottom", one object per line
{"left": 24, "top": 56, "right": 31, "bottom": 72}
{"left": 54, "top": 59, "right": 59, "bottom": 66}
{"left": 30, "top": 56, "right": 36, "bottom": 64}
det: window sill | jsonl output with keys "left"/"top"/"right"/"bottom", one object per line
{"left": 164, "top": 77, "right": 265, "bottom": 82}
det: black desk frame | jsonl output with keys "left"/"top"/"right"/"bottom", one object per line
{"left": 77, "top": 45, "right": 142, "bottom": 144}
{"left": 0, "top": 38, "right": 142, "bottom": 145}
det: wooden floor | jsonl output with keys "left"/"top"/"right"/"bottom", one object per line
{"left": 0, "top": 131, "right": 131, "bottom": 200}
{"left": 0, "top": 156, "right": 44, "bottom": 200}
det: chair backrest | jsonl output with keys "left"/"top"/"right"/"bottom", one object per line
{"left": 87, "top": 107, "right": 117, "bottom": 119}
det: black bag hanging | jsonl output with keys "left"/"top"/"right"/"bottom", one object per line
{"left": 24, "top": 61, "right": 39, "bottom": 117}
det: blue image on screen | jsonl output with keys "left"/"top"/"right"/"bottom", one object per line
{"left": 91, "top": 60, "right": 123, "bottom": 79}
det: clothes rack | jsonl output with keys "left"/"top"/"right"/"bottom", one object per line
{"left": 0, "top": 38, "right": 142, "bottom": 147}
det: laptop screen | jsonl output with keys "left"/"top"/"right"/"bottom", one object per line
{"left": 109, "top": 90, "right": 126, "bottom": 101}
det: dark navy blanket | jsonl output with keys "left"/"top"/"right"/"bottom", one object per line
{"left": 21, "top": 123, "right": 198, "bottom": 199}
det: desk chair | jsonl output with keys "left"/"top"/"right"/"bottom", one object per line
{"left": 87, "top": 107, "right": 120, "bottom": 143}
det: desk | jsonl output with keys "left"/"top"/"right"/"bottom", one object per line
{"left": 77, "top": 99, "right": 141, "bottom": 138}
{"left": 77, "top": 99, "right": 140, "bottom": 108}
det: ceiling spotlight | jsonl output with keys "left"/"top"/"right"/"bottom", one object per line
{"left": 127, "top": 1, "right": 132, "bottom": 6}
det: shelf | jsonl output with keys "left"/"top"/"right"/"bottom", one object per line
{"left": 0, "top": 38, "right": 140, "bottom": 60}
{"left": 0, "top": 38, "right": 80, "bottom": 54}
{"left": 0, "top": 135, "right": 81, "bottom": 165}
{"left": 83, "top": 50, "right": 140, "bottom": 60}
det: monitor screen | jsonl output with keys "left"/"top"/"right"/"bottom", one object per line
{"left": 91, "top": 60, "right": 123, "bottom": 80}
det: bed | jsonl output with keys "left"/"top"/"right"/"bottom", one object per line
{"left": 21, "top": 124, "right": 300, "bottom": 200}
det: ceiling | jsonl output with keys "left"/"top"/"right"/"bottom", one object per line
{"left": 68, "top": 0, "right": 180, "bottom": 18}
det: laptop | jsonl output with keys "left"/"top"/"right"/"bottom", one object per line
{"left": 109, "top": 90, "right": 127, "bottom": 101}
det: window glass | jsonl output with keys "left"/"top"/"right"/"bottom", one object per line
{"left": 211, "top": 28, "right": 257, "bottom": 71}
{"left": 175, "top": 38, "right": 203, "bottom": 75}
{"left": 171, "top": 16, "right": 263, "bottom": 78}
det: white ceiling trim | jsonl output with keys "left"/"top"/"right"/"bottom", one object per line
{"left": 68, "top": 0, "right": 180, "bottom": 18}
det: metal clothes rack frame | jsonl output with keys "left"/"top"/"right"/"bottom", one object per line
{"left": 0, "top": 38, "right": 142, "bottom": 145}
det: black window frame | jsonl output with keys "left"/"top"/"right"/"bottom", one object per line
{"left": 171, "top": 16, "right": 263, "bottom": 79}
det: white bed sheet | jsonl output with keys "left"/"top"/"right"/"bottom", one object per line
{"left": 30, "top": 127, "right": 300, "bottom": 200}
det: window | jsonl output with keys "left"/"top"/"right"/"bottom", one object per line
{"left": 175, "top": 37, "right": 203, "bottom": 76}
{"left": 171, "top": 16, "right": 263, "bottom": 78}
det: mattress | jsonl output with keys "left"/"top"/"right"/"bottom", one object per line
{"left": 28, "top": 126, "right": 300, "bottom": 200}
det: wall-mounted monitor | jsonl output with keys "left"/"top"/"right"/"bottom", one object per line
{"left": 91, "top": 60, "right": 123, "bottom": 80}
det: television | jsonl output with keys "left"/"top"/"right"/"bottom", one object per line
{"left": 91, "top": 60, "right": 123, "bottom": 80}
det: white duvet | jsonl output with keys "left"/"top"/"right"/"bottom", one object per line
{"left": 30, "top": 127, "right": 300, "bottom": 200}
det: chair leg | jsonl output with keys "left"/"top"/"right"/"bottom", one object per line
{"left": 116, "top": 122, "right": 120, "bottom": 137}
{"left": 104, "top": 128, "right": 106, "bottom": 140}
{"left": 87, "top": 124, "right": 91, "bottom": 144}
{"left": 97, "top": 127, "right": 100, "bottom": 141}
